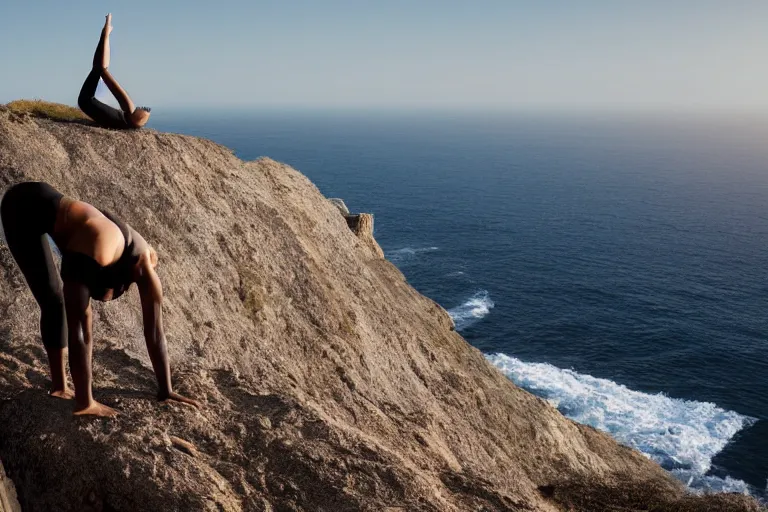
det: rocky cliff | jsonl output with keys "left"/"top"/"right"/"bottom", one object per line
{"left": 0, "top": 461, "right": 19, "bottom": 512}
{"left": 0, "top": 106, "right": 761, "bottom": 511}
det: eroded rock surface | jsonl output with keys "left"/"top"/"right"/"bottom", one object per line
{"left": 0, "top": 460, "right": 20, "bottom": 512}
{"left": 0, "top": 107, "right": 761, "bottom": 511}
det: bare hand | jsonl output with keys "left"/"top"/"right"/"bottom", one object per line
{"left": 73, "top": 400, "right": 119, "bottom": 417}
{"left": 160, "top": 392, "right": 201, "bottom": 409}
{"left": 104, "top": 13, "right": 113, "bottom": 35}
{"left": 49, "top": 388, "right": 75, "bottom": 400}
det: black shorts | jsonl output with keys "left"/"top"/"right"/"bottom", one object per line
{"left": 1, "top": 181, "right": 62, "bottom": 235}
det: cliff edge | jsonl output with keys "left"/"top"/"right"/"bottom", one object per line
{"left": 0, "top": 106, "right": 761, "bottom": 511}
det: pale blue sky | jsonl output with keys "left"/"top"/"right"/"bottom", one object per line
{"left": 1, "top": 1, "right": 767, "bottom": 110}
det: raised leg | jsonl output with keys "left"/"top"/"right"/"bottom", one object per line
{"left": 79, "top": 15, "right": 112, "bottom": 115}
{"left": 78, "top": 14, "right": 139, "bottom": 127}
{"left": 93, "top": 13, "right": 136, "bottom": 114}
{"left": 92, "top": 13, "right": 112, "bottom": 70}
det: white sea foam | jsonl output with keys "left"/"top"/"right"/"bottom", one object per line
{"left": 486, "top": 353, "right": 758, "bottom": 494}
{"left": 387, "top": 246, "right": 439, "bottom": 264}
{"left": 685, "top": 474, "right": 754, "bottom": 494}
{"left": 448, "top": 291, "right": 494, "bottom": 331}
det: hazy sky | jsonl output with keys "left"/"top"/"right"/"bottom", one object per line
{"left": 1, "top": 1, "right": 767, "bottom": 110}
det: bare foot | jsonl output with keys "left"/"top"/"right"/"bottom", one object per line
{"left": 49, "top": 388, "right": 75, "bottom": 400}
{"left": 104, "top": 13, "right": 113, "bottom": 35}
{"left": 73, "top": 400, "right": 119, "bottom": 418}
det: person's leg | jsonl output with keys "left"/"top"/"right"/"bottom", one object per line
{"left": 78, "top": 13, "right": 137, "bottom": 127}
{"left": 36, "top": 235, "right": 69, "bottom": 396}
{"left": 93, "top": 13, "right": 135, "bottom": 114}
{"left": 92, "top": 13, "right": 112, "bottom": 70}
{"left": 78, "top": 68, "right": 102, "bottom": 115}
{"left": 1, "top": 188, "right": 70, "bottom": 397}
{"left": 79, "top": 15, "right": 110, "bottom": 115}
{"left": 46, "top": 346, "right": 71, "bottom": 399}
{"left": 79, "top": 13, "right": 129, "bottom": 127}
{"left": 4, "top": 235, "right": 69, "bottom": 395}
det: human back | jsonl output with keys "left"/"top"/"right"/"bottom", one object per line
{"left": 54, "top": 197, "right": 126, "bottom": 268}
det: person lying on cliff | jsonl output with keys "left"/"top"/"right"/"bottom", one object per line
{"left": 77, "top": 14, "right": 151, "bottom": 130}
{"left": 0, "top": 182, "right": 199, "bottom": 417}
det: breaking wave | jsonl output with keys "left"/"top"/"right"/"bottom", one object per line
{"left": 448, "top": 290, "right": 495, "bottom": 331}
{"left": 486, "top": 353, "right": 758, "bottom": 495}
{"left": 387, "top": 246, "right": 439, "bottom": 264}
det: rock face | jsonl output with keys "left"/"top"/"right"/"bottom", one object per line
{"left": 325, "top": 198, "right": 384, "bottom": 259}
{"left": 0, "top": 107, "right": 761, "bottom": 512}
{"left": 344, "top": 213, "right": 385, "bottom": 259}
{"left": 0, "top": 460, "right": 20, "bottom": 512}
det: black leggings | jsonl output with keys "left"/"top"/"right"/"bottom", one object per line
{"left": 77, "top": 32, "right": 129, "bottom": 129}
{"left": 1, "top": 182, "right": 67, "bottom": 350}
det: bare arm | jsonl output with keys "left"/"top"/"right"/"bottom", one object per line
{"left": 136, "top": 256, "right": 199, "bottom": 407}
{"left": 137, "top": 259, "right": 171, "bottom": 397}
{"left": 63, "top": 280, "right": 118, "bottom": 417}
{"left": 101, "top": 69, "right": 136, "bottom": 115}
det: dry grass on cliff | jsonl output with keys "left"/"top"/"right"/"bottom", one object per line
{"left": 4, "top": 99, "right": 88, "bottom": 123}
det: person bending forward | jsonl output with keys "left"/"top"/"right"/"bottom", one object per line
{"left": 1, "top": 182, "right": 198, "bottom": 417}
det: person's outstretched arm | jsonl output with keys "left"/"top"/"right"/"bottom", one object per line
{"left": 136, "top": 254, "right": 200, "bottom": 408}
{"left": 100, "top": 69, "right": 136, "bottom": 114}
{"left": 63, "top": 280, "right": 119, "bottom": 417}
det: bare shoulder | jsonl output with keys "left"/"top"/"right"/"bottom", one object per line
{"left": 128, "top": 226, "right": 158, "bottom": 281}
{"left": 128, "top": 224, "right": 150, "bottom": 253}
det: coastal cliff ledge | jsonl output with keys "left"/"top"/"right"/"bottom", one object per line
{"left": 0, "top": 104, "right": 762, "bottom": 511}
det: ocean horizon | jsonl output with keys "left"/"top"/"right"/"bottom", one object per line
{"left": 151, "top": 109, "right": 767, "bottom": 498}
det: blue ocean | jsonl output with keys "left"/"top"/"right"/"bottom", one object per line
{"left": 151, "top": 110, "right": 767, "bottom": 497}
